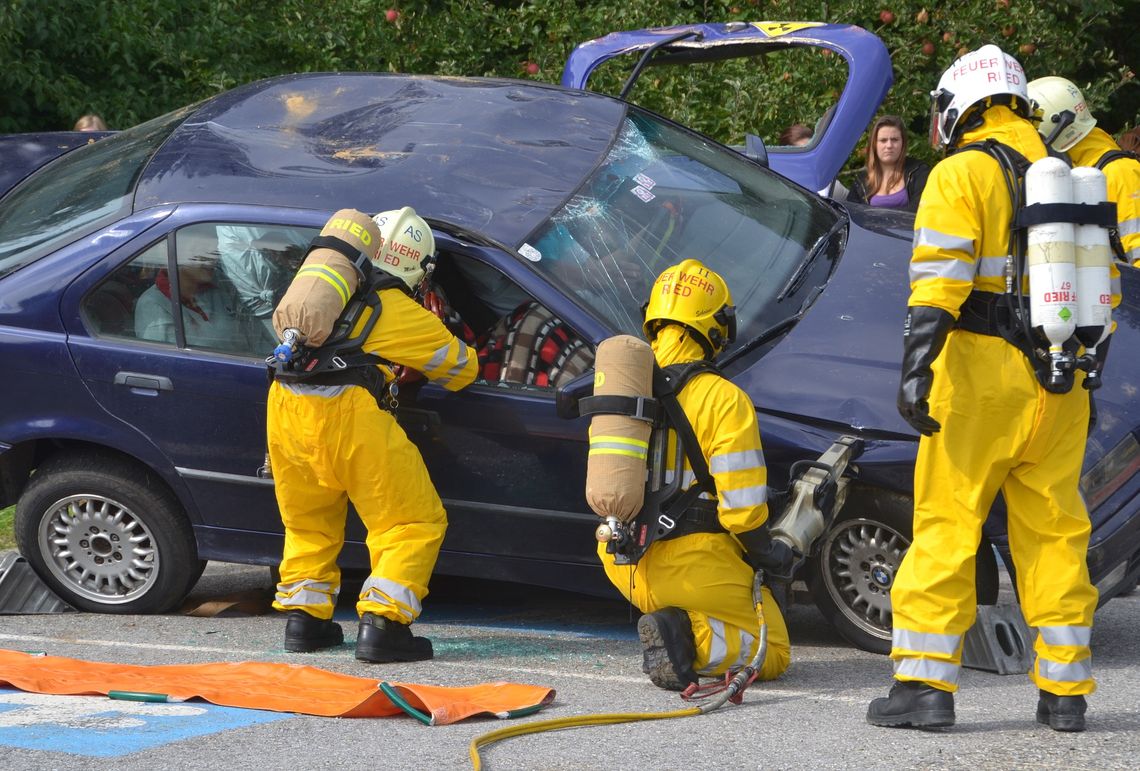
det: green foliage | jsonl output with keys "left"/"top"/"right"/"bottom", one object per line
{"left": 0, "top": 505, "right": 14, "bottom": 553}
{"left": 1, "top": 0, "right": 1135, "bottom": 185}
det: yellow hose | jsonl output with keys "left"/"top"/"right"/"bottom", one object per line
{"left": 469, "top": 706, "right": 702, "bottom": 769}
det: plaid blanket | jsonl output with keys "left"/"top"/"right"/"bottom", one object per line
{"left": 479, "top": 302, "right": 594, "bottom": 388}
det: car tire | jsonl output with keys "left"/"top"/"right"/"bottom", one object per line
{"left": 15, "top": 452, "right": 201, "bottom": 614}
{"left": 808, "top": 487, "right": 999, "bottom": 655}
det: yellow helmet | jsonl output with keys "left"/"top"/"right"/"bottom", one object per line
{"left": 1027, "top": 76, "right": 1097, "bottom": 152}
{"left": 642, "top": 259, "right": 736, "bottom": 358}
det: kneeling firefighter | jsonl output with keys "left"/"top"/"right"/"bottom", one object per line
{"left": 266, "top": 206, "right": 478, "bottom": 663}
{"left": 587, "top": 259, "right": 795, "bottom": 691}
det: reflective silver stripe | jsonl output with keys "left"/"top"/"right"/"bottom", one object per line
{"left": 588, "top": 439, "right": 648, "bottom": 459}
{"left": 733, "top": 628, "right": 757, "bottom": 669}
{"left": 1111, "top": 274, "right": 1121, "bottom": 297}
{"left": 700, "top": 618, "right": 728, "bottom": 673}
{"left": 894, "top": 657, "right": 960, "bottom": 685}
{"left": 909, "top": 257, "right": 977, "bottom": 285}
{"left": 436, "top": 341, "right": 471, "bottom": 387}
{"left": 422, "top": 339, "right": 454, "bottom": 378}
{"left": 360, "top": 576, "right": 422, "bottom": 617}
{"left": 1039, "top": 625, "right": 1091, "bottom": 648}
{"left": 274, "top": 579, "right": 339, "bottom": 608}
{"left": 893, "top": 628, "right": 961, "bottom": 656}
{"left": 720, "top": 485, "right": 768, "bottom": 509}
{"left": 710, "top": 449, "right": 765, "bottom": 475}
{"left": 1119, "top": 217, "right": 1140, "bottom": 237}
{"left": 279, "top": 382, "right": 351, "bottom": 398}
{"left": 1037, "top": 657, "right": 1093, "bottom": 684}
{"left": 974, "top": 254, "right": 1008, "bottom": 278}
{"left": 914, "top": 228, "right": 976, "bottom": 256}
{"left": 1126, "top": 247, "right": 1140, "bottom": 264}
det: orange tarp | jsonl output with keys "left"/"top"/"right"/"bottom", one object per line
{"left": 0, "top": 649, "right": 555, "bottom": 725}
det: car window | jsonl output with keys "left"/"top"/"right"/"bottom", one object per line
{"left": 587, "top": 45, "right": 849, "bottom": 153}
{"left": 83, "top": 222, "right": 311, "bottom": 357}
{"left": 520, "top": 111, "right": 838, "bottom": 344}
{"left": 428, "top": 252, "right": 593, "bottom": 390}
{"left": 0, "top": 105, "right": 193, "bottom": 279}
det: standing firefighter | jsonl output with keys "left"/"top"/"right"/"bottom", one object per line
{"left": 267, "top": 206, "right": 477, "bottom": 663}
{"left": 1028, "top": 75, "right": 1140, "bottom": 269}
{"left": 867, "top": 46, "right": 1104, "bottom": 732}
{"left": 593, "top": 259, "right": 794, "bottom": 692}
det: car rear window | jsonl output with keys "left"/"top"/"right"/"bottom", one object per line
{"left": 0, "top": 105, "right": 193, "bottom": 279}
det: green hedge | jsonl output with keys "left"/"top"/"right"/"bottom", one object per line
{"left": 1, "top": 0, "right": 1136, "bottom": 177}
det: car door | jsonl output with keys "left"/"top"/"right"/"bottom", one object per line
{"left": 62, "top": 217, "right": 313, "bottom": 560}
{"left": 396, "top": 246, "right": 604, "bottom": 574}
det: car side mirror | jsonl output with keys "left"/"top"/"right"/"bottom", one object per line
{"left": 555, "top": 369, "right": 595, "bottom": 420}
{"left": 744, "top": 134, "right": 769, "bottom": 167}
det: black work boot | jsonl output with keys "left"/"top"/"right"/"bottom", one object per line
{"left": 867, "top": 680, "right": 955, "bottom": 728}
{"left": 637, "top": 608, "right": 699, "bottom": 692}
{"left": 355, "top": 612, "right": 433, "bottom": 663}
{"left": 1037, "top": 690, "right": 1087, "bottom": 732}
{"left": 283, "top": 610, "right": 344, "bottom": 653}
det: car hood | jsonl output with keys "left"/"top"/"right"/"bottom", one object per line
{"left": 734, "top": 205, "right": 916, "bottom": 434}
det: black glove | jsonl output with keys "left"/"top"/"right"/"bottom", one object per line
{"left": 1083, "top": 334, "right": 1111, "bottom": 391}
{"left": 897, "top": 306, "right": 956, "bottom": 436}
{"left": 737, "top": 526, "right": 798, "bottom": 581}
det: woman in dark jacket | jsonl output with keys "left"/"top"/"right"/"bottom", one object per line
{"left": 847, "top": 115, "right": 930, "bottom": 212}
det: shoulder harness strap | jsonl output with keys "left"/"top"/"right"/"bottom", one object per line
{"left": 271, "top": 272, "right": 409, "bottom": 383}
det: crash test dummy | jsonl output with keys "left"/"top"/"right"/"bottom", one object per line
{"left": 597, "top": 259, "right": 794, "bottom": 691}
{"left": 1029, "top": 75, "right": 1140, "bottom": 269}
{"left": 867, "top": 46, "right": 1108, "bottom": 733}
{"left": 267, "top": 207, "right": 477, "bottom": 662}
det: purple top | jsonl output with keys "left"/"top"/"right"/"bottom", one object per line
{"left": 869, "top": 187, "right": 909, "bottom": 209}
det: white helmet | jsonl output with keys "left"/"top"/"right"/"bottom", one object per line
{"left": 928, "top": 44, "right": 1031, "bottom": 149}
{"left": 371, "top": 206, "right": 436, "bottom": 289}
{"left": 1027, "top": 76, "right": 1097, "bottom": 152}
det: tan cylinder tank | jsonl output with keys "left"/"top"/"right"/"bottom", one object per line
{"left": 585, "top": 335, "right": 655, "bottom": 523}
{"left": 272, "top": 209, "right": 381, "bottom": 346}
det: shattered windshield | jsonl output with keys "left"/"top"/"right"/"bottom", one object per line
{"left": 520, "top": 111, "right": 839, "bottom": 346}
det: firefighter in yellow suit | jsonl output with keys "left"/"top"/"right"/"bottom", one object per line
{"left": 867, "top": 46, "right": 1113, "bottom": 733}
{"left": 599, "top": 259, "right": 792, "bottom": 691}
{"left": 269, "top": 207, "right": 478, "bottom": 663}
{"left": 1028, "top": 75, "right": 1140, "bottom": 269}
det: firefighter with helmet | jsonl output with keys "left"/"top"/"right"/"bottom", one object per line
{"left": 1028, "top": 75, "right": 1140, "bottom": 269}
{"left": 268, "top": 206, "right": 477, "bottom": 663}
{"left": 866, "top": 45, "right": 1104, "bottom": 732}
{"left": 601, "top": 259, "right": 793, "bottom": 692}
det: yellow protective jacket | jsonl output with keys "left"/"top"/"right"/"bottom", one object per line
{"left": 359, "top": 286, "right": 478, "bottom": 389}
{"left": 653, "top": 325, "right": 769, "bottom": 536}
{"left": 910, "top": 106, "right": 1121, "bottom": 318}
{"left": 1069, "top": 126, "right": 1140, "bottom": 268}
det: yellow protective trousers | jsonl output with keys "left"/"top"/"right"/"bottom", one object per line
{"left": 268, "top": 383, "right": 446, "bottom": 623}
{"left": 600, "top": 532, "right": 790, "bottom": 681}
{"left": 890, "top": 330, "right": 1097, "bottom": 696}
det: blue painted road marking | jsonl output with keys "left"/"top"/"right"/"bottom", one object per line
{"left": 0, "top": 688, "right": 292, "bottom": 757}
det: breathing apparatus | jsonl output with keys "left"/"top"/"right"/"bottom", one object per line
{"left": 932, "top": 46, "right": 1116, "bottom": 394}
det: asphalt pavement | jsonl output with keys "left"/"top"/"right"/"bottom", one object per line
{"left": 1, "top": 556, "right": 1138, "bottom": 770}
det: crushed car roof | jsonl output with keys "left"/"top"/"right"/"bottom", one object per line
{"left": 136, "top": 74, "right": 627, "bottom": 248}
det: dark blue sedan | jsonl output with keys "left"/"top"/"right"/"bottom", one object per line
{"left": 1, "top": 57, "right": 1137, "bottom": 655}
